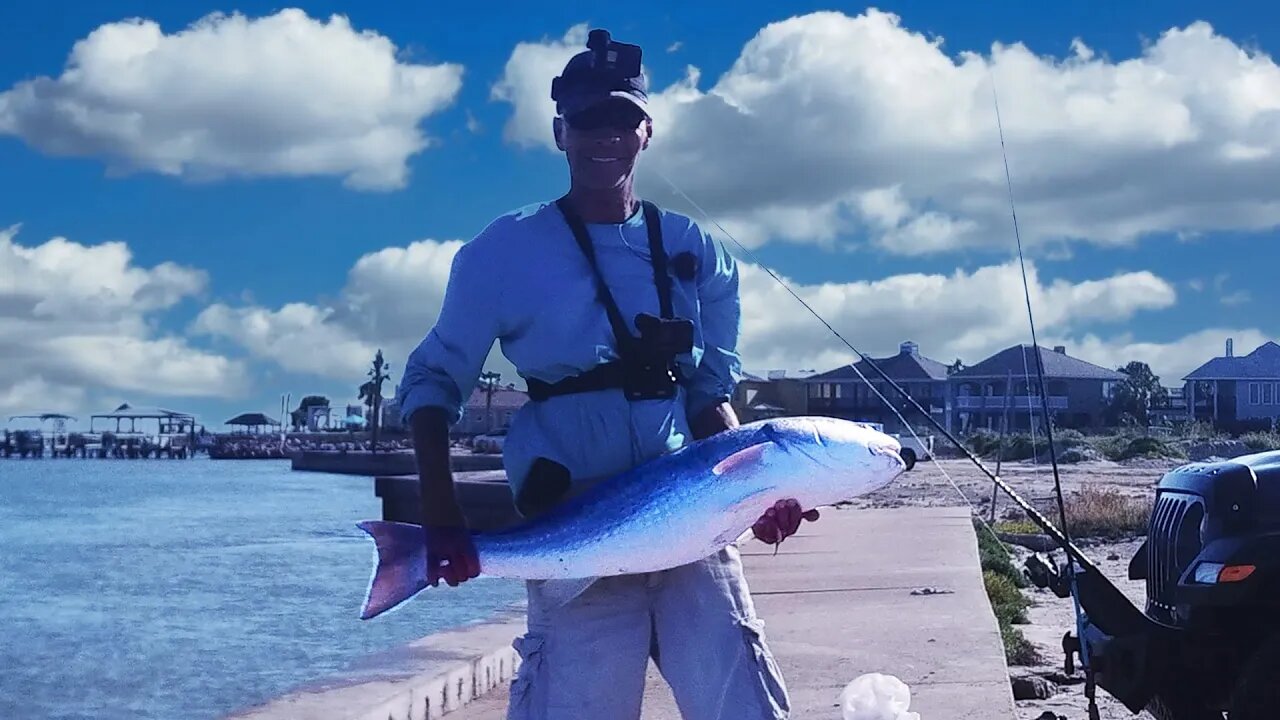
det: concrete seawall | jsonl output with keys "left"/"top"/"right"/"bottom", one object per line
{"left": 223, "top": 506, "right": 1016, "bottom": 719}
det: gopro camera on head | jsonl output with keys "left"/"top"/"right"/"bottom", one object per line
{"left": 586, "top": 29, "right": 642, "bottom": 79}
{"left": 551, "top": 28, "right": 644, "bottom": 105}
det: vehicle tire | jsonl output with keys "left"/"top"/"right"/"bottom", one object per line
{"left": 1145, "top": 693, "right": 1223, "bottom": 720}
{"left": 900, "top": 447, "right": 916, "bottom": 471}
{"left": 1227, "top": 633, "right": 1280, "bottom": 720}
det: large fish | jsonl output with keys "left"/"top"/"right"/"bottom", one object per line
{"left": 356, "top": 416, "right": 906, "bottom": 619}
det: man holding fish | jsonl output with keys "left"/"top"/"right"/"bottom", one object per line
{"left": 397, "top": 29, "right": 815, "bottom": 719}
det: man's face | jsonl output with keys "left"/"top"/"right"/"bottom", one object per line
{"left": 555, "top": 98, "right": 651, "bottom": 190}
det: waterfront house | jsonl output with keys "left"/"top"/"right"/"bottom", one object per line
{"left": 732, "top": 369, "right": 816, "bottom": 423}
{"left": 950, "top": 345, "right": 1124, "bottom": 431}
{"left": 804, "top": 342, "right": 951, "bottom": 433}
{"left": 459, "top": 384, "right": 529, "bottom": 436}
{"left": 1183, "top": 339, "right": 1280, "bottom": 431}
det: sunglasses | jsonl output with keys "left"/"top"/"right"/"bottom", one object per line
{"left": 564, "top": 104, "right": 647, "bottom": 131}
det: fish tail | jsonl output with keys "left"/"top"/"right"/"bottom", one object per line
{"left": 356, "top": 520, "right": 428, "bottom": 620}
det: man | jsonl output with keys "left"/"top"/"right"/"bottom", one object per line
{"left": 398, "top": 29, "right": 816, "bottom": 719}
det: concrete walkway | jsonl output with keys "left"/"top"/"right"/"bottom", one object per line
{"left": 449, "top": 506, "right": 1015, "bottom": 719}
{"left": 222, "top": 506, "right": 1016, "bottom": 720}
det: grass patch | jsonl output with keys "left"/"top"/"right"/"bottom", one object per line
{"left": 993, "top": 519, "right": 1041, "bottom": 535}
{"left": 1085, "top": 433, "right": 1187, "bottom": 461}
{"left": 1240, "top": 431, "right": 1280, "bottom": 453}
{"left": 974, "top": 520, "right": 1043, "bottom": 666}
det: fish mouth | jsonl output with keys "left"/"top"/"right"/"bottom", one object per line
{"left": 869, "top": 442, "right": 907, "bottom": 471}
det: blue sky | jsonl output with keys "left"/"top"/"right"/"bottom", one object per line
{"left": 1, "top": 1, "right": 1277, "bottom": 430}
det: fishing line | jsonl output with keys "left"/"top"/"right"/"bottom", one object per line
{"left": 654, "top": 166, "right": 1018, "bottom": 553}
{"left": 990, "top": 76, "right": 1072, "bottom": 542}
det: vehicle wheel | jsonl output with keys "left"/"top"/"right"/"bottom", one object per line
{"left": 1227, "top": 633, "right": 1280, "bottom": 719}
{"left": 1145, "top": 693, "right": 1223, "bottom": 720}
{"left": 900, "top": 447, "right": 916, "bottom": 471}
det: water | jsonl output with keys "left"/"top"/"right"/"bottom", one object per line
{"left": 0, "top": 458, "right": 526, "bottom": 720}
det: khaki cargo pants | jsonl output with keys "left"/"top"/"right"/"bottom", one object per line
{"left": 505, "top": 544, "right": 790, "bottom": 720}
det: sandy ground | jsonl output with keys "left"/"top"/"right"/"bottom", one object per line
{"left": 849, "top": 454, "right": 1179, "bottom": 720}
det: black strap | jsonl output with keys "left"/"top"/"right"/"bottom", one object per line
{"left": 525, "top": 361, "right": 625, "bottom": 401}
{"left": 641, "top": 200, "right": 674, "bottom": 320}
{"left": 554, "top": 197, "right": 672, "bottom": 353}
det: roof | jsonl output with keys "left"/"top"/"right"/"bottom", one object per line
{"left": 225, "top": 412, "right": 279, "bottom": 426}
{"left": 741, "top": 369, "right": 821, "bottom": 382}
{"left": 92, "top": 403, "right": 195, "bottom": 419}
{"left": 807, "top": 343, "right": 950, "bottom": 383}
{"left": 1184, "top": 341, "right": 1280, "bottom": 380}
{"left": 465, "top": 386, "right": 528, "bottom": 410}
{"left": 953, "top": 345, "right": 1125, "bottom": 381}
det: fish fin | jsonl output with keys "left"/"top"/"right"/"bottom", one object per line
{"left": 712, "top": 486, "right": 777, "bottom": 546}
{"left": 536, "top": 577, "right": 598, "bottom": 609}
{"left": 357, "top": 520, "right": 429, "bottom": 620}
{"left": 712, "top": 442, "right": 770, "bottom": 476}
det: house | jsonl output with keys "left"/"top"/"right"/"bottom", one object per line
{"left": 458, "top": 384, "right": 529, "bottom": 435}
{"left": 1182, "top": 339, "right": 1280, "bottom": 431}
{"left": 803, "top": 342, "right": 951, "bottom": 433}
{"left": 732, "top": 369, "right": 815, "bottom": 423}
{"left": 950, "top": 345, "right": 1125, "bottom": 431}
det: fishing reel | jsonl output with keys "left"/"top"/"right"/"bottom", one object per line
{"left": 1025, "top": 552, "right": 1073, "bottom": 598}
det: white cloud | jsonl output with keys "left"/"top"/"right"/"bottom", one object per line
{"left": 202, "top": 236, "right": 1192, "bottom": 401}
{"left": 190, "top": 238, "right": 517, "bottom": 390}
{"left": 0, "top": 226, "right": 247, "bottom": 416}
{"left": 0, "top": 9, "right": 464, "bottom": 190}
{"left": 1063, "top": 328, "right": 1272, "bottom": 384}
{"left": 491, "top": 24, "right": 588, "bottom": 148}
{"left": 736, "top": 258, "right": 1177, "bottom": 375}
{"left": 494, "top": 11, "right": 1280, "bottom": 254}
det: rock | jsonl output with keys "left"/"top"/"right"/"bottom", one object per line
{"left": 1044, "top": 670, "right": 1084, "bottom": 686}
{"left": 1011, "top": 672, "right": 1055, "bottom": 700}
{"left": 1034, "top": 713, "right": 1066, "bottom": 720}
{"left": 1107, "top": 553, "right": 1120, "bottom": 561}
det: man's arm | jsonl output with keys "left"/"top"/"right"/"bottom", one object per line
{"left": 690, "top": 399, "right": 739, "bottom": 440}
{"left": 397, "top": 238, "right": 500, "bottom": 586}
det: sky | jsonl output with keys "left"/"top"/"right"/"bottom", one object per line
{"left": 1, "top": 1, "right": 1277, "bottom": 430}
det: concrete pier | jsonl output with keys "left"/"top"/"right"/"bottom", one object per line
{"left": 222, "top": 506, "right": 1017, "bottom": 719}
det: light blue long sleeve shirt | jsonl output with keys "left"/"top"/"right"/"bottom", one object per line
{"left": 398, "top": 199, "right": 742, "bottom": 502}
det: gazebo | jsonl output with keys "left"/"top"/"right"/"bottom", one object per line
{"left": 90, "top": 404, "right": 196, "bottom": 435}
{"left": 225, "top": 412, "right": 281, "bottom": 435}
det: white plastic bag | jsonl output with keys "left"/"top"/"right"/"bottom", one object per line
{"left": 838, "top": 672, "right": 921, "bottom": 720}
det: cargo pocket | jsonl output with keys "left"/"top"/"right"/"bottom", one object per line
{"left": 739, "top": 617, "right": 791, "bottom": 718}
{"left": 507, "top": 633, "right": 545, "bottom": 719}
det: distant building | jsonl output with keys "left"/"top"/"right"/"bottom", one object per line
{"left": 1183, "top": 338, "right": 1280, "bottom": 431}
{"left": 459, "top": 384, "right": 528, "bottom": 435}
{"left": 732, "top": 369, "right": 815, "bottom": 423}
{"left": 804, "top": 342, "right": 951, "bottom": 433}
{"left": 950, "top": 345, "right": 1124, "bottom": 431}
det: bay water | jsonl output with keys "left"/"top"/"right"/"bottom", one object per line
{"left": 0, "top": 458, "right": 525, "bottom": 720}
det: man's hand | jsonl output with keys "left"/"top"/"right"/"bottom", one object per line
{"left": 423, "top": 521, "right": 481, "bottom": 587}
{"left": 752, "top": 498, "right": 820, "bottom": 545}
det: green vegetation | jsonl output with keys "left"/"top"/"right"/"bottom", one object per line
{"left": 1240, "top": 431, "right": 1280, "bottom": 453}
{"left": 974, "top": 520, "right": 1042, "bottom": 666}
{"left": 995, "top": 488, "right": 1151, "bottom": 540}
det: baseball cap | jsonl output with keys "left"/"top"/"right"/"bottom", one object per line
{"left": 551, "top": 29, "right": 649, "bottom": 118}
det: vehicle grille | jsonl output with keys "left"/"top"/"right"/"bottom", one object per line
{"left": 1146, "top": 491, "right": 1204, "bottom": 618}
